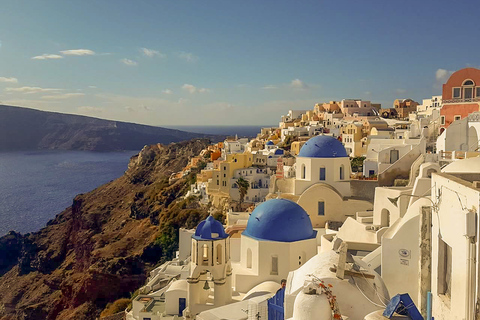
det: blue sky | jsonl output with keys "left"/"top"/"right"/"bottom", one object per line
{"left": 0, "top": 0, "right": 478, "bottom": 126}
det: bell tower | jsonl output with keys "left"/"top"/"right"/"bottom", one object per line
{"left": 184, "top": 216, "right": 232, "bottom": 319}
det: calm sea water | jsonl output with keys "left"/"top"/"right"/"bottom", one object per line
{"left": 0, "top": 151, "right": 137, "bottom": 236}
{"left": 164, "top": 125, "right": 274, "bottom": 138}
{"left": 0, "top": 126, "right": 267, "bottom": 236}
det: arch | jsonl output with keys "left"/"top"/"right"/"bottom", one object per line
{"left": 202, "top": 243, "right": 209, "bottom": 266}
{"left": 468, "top": 126, "right": 479, "bottom": 151}
{"left": 426, "top": 168, "right": 437, "bottom": 178}
{"left": 247, "top": 248, "right": 252, "bottom": 269}
{"left": 339, "top": 164, "right": 345, "bottom": 180}
{"left": 301, "top": 164, "right": 306, "bottom": 179}
{"left": 381, "top": 208, "right": 390, "bottom": 227}
{"left": 192, "top": 241, "right": 197, "bottom": 264}
{"left": 216, "top": 243, "right": 223, "bottom": 265}
{"left": 463, "top": 79, "right": 475, "bottom": 86}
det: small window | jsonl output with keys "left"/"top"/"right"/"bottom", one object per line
{"left": 320, "top": 167, "right": 326, "bottom": 180}
{"left": 271, "top": 256, "right": 278, "bottom": 275}
{"left": 440, "top": 116, "right": 445, "bottom": 125}
{"left": 453, "top": 87, "right": 461, "bottom": 98}
{"left": 463, "top": 80, "right": 474, "bottom": 86}
{"left": 454, "top": 115, "right": 461, "bottom": 121}
{"left": 339, "top": 165, "right": 344, "bottom": 180}
{"left": 476, "top": 87, "right": 480, "bottom": 98}
{"left": 318, "top": 201, "right": 325, "bottom": 216}
{"left": 216, "top": 180, "right": 219, "bottom": 185}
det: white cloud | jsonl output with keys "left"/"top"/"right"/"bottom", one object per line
{"left": 78, "top": 106, "right": 103, "bottom": 113}
{"left": 182, "top": 84, "right": 210, "bottom": 94}
{"left": 41, "top": 93, "right": 85, "bottom": 100}
{"left": 262, "top": 85, "right": 277, "bottom": 90}
{"left": 162, "top": 89, "right": 173, "bottom": 94}
{"left": 289, "top": 78, "right": 309, "bottom": 90}
{"left": 88, "top": 85, "right": 97, "bottom": 89}
{"left": 121, "top": 58, "right": 138, "bottom": 66}
{"left": 141, "top": 47, "right": 166, "bottom": 58}
{"left": 0, "top": 77, "right": 18, "bottom": 83}
{"left": 31, "top": 54, "right": 64, "bottom": 60}
{"left": 60, "top": 49, "right": 96, "bottom": 56}
{"left": 435, "top": 68, "right": 453, "bottom": 82}
{"left": 5, "top": 86, "right": 62, "bottom": 94}
{"left": 395, "top": 88, "right": 407, "bottom": 95}
{"left": 182, "top": 84, "right": 197, "bottom": 94}
{"left": 177, "top": 52, "right": 199, "bottom": 62}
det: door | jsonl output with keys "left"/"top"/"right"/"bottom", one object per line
{"left": 179, "top": 298, "right": 186, "bottom": 316}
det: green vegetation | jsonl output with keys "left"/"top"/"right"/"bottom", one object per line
{"left": 350, "top": 156, "right": 366, "bottom": 172}
{"left": 236, "top": 177, "right": 250, "bottom": 207}
{"left": 100, "top": 298, "right": 131, "bottom": 317}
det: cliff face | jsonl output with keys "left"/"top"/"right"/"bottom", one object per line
{"left": 0, "top": 139, "right": 211, "bottom": 320}
{"left": 0, "top": 105, "right": 224, "bottom": 151}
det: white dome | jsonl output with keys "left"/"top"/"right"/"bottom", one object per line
{"left": 442, "top": 156, "right": 480, "bottom": 174}
{"left": 292, "top": 291, "right": 332, "bottom": 320}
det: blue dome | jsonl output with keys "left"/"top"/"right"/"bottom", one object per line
{"left": 266, "top": 140, "right": 274, "bottom": 146}
{"left": 243, "top": 199, "right": 316, "bottom": 242}
{"left": 193, "top": 216, "right": 228, "bottom": 240}
{"left": 274, "top": 149, "right": 284, "bottom": 155}
{"left": 298, "top": 135, "right": 348, "bottom": 158}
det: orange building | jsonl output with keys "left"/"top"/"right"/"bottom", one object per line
{"left": 393, "top": 99, "right": 419, "bottom": 119}
{"left": 440, "top": 68, "right": 480, "bottom": 129}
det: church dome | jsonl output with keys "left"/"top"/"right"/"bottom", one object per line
{"left": 193, "top": 216, "right": 228, "bottom": 240}
{"left": 243, "top": 199, "right": 316, "bottom": 242}
{"left": 298, "top": 135, "right": 347, "bottom": 158}
{"left": 266, "top": 140, "right": 274, "bottom": 146}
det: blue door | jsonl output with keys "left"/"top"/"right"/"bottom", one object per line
{"left": 179, "top": 298, "right": 186, "bottom": 316}
{"left": 268, "top": 288, "right": 284, "bottom": 320}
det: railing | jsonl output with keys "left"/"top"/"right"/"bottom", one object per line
{"left": 443, "top": 97, "right": 480, "bottom": 104}
{"left": 439, "top": 150, "right": 480, "bottom": 161}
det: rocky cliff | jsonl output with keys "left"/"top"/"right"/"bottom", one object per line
{"left": 0, "top": 139, "right": 213, "bottom": 319}
{"left": 0, "top": 105, "right": 224, "bottom": 151}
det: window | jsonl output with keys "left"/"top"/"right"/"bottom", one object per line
{"left": 476, "top": 87, "right": 480, "bottom": 98}
{"left": 301, "top": 164, "right": 306, "bottom": 179}
{"left": 463, "top": 80, "right": 474, "bottom": 86}
{"left": 271, "top": 256, "right": 278, "bottom": 275}
{"left": 216, "top": 180, "right": 219, "bottom": 185}
{"left": 464, "top": 87, "right": 473, "bottom": 99}
{"left": 318, "top": 201, "right": 325, "bottom": 216}
{"left": 453, "top": 87, "right": 461, "bottom": 98}
{"left": 454, "top": 115, "right": 461, "bottom": 121}
{"left": 320, "top": 167, "right": 326, "bottom": 180}
{"left": 216, "top": 244, "right": 223, "bottom": 265}
{"left": 440, "top": 116, "right": 445, "bottom": 125}
{"left": 247, "top": 248, "right": 252, "bottom": 268}
{"left": 339, "top": 165, "right": 344, "bottom": 180}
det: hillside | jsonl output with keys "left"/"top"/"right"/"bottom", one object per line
{"left": 0, "top": 105, "right": 224, "bottom": 151}
{"left": 0, "top": 139, "right": 214, "bottom": 319}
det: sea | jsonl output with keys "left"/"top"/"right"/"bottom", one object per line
{"left": 0, "top": 150, "right": 137, "bottom": 236}
{"left": 0, "top": 125, "right": 270, "bottom": 236}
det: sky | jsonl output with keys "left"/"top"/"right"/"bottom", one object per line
{"left": 0, "top": 0, "right": 478, "bottom": 126}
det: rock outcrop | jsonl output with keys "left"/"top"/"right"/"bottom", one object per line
{"left": 0, "top": 139, "right": 211, "bottom": 319}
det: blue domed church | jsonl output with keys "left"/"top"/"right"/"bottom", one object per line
{"left": 292, "top": 135, "right": 373, "bottom": 228}
{"left": 232, "top": 198, "right": 318, "bottom": 293}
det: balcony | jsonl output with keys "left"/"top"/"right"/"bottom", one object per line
{"left": 442, "top": 97, "right": 480, "bottom": 104}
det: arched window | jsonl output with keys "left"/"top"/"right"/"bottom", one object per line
{"left": 202, "top": 243, "right": 209, "bottom": 266}
{"left": 319, "top": 167, "right": 326, "bottom": 180}
{"left": 463, "top": 80, "right": 474, "bottom": 86}
{"left": 247, "top": 248, "right": 252, "bottom": 269}
{"left": 216, "top": 243, "right": 223, "bottom": 265}
{"left": 301, "top": 164, "right": 306, "bottom": 179}
{"left": 192, "top": 241, "right": 197, "bottom": 264}
{"left": 340, "top": 165, "right": 344, "bottom": 180}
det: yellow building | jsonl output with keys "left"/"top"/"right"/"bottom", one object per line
{"left": 207, "top": 152, "right": 253, "bottom": 206}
